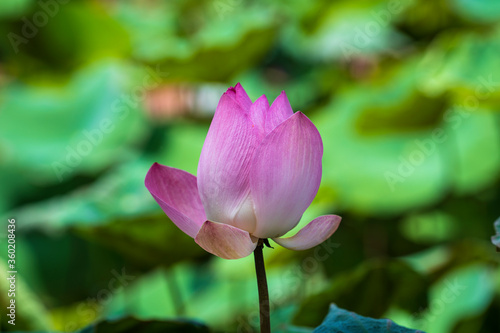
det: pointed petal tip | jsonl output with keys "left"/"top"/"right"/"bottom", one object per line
{"left": 255, "top": 94, "right": 269, "bottom": 104}
{"left": 198, "top": 83, "right": 261, "bottom": 224}
{"left": 293, "top": 111, "right": 310, "bottom": 121}
{"left": 249, "top": 95, "right": 269, "bottom": 133}
{"left": 224, "top": 82, "right": 243, "bottom": 96}
{"left": 272, "top": 215, "right": 341, "bottom": 251}
{"left": 265, "top": 90, "right": 294, "bottom": 133}
{"left": 222, "top": 83, "right": 252, "bottom": 109}
{"left": 195, "top": 221, "right": 258, "bottom": 259}
{"left": 145, "top": 162, "right": 161, "bottom": 186}
{"left": 224, "top": 87, "right": 237, "bottom": 96}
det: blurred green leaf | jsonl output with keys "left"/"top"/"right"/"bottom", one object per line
{"left": 281, "top": 0, "right": 410, "bottom": 61}
{"left": 316, "top": 60, "right": 448, "bottom": 214}
{"left": 0, "top": 260, "right": 52, "bottom": 332}
{"left": 78, "top": 316, "right": 209, "bottom": 333}
{"left": 0, "top": 0, "right": 31, "bottom": 19}
{"left": 0, "top": 60, "right": 150, "bottom": 213}
{"left": 411, "top": 264, "right": 496, "bottom": 333}
{"left": 113, "top": 0, "right": 276, "bottom": 81}
{"left": 400, "top": 211, "right": 458, "bottom": 244}
{"left": 450, "top": 0, "right": 500, "bottom": 23}
{"left": 294, "top": 260, "right": 429, "bottom": 327}
{"left": 6, "top": 117, "right": 208, "bottom": 230}
{"left": 30, "top": 2, "right": 129, "bottom": 68}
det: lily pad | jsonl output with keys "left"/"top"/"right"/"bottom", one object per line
{"left": 313, "top": 304, "right": 424, "bottom": 332}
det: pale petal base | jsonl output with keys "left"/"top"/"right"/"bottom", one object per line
{"left": 195, "top": 221, "right": 258, "bottom": 259}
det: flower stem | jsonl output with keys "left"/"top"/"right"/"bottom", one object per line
{"left": 254, "top": 239, "right": 271, "bottom": 333}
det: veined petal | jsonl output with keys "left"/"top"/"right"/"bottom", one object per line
{"left": 265, "top": 91, "right": 294, "bottom": 134}
{"left": 250, "top": 112, "right": 323, "bottom": 238}
{"left": 272, "top": 215, "right": 341, "bottom": 250}
{"left": 195, "top": 221, "right": 258, "bottom": 259}
{"left": 197, "top": 87, "right": 260, "bottom": 232}
{"left": 249, "top": 95, "right": 269, "bottom": 136}
{"left": 145, "top": 163, "right": 206, "bottom": 238}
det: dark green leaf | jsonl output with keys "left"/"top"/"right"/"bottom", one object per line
{"left": 294, "top": 260, "right": 429, "bottom": 326}
{"left": 78, "top": 317, "right": 210, "bottom": 333}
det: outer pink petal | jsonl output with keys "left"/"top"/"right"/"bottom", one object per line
{"left": 272, "top": 215, "right": 341, "bottom": 250}
{"left": 250, "top": 112, "right": 323, "bottom": 238}
{"left": 145, "top": 163, "right": 206, "bottom": 238}
{"left": 197, "top": 87, "right": 260, "bottom": 232}
{"left": 195, "top": 221, "right": 258, "bottom": 259}
{"left": 265, "top": 91, "right": 294, "bottom": 134}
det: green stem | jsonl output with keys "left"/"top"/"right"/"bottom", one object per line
{"left": 254, "top": 239, "right": 271, "bottom": 333}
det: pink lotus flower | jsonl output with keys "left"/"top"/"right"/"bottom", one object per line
{"left": 145, "top": 83, "right": 341, "bottom": 259}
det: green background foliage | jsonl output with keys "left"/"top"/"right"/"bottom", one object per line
{"left": 0, "top": 0, "right": 499, "bottom": 332}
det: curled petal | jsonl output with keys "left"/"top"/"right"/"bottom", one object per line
{"left": 250, "top": 112, "right": 323, "bottom": 238}
{"left": 272, "top": 215, "right": 341, "bottom": 250}
{"left": 145, "top": 163, "right": 206, "bottom": 238}
{"left": 265, "top": 91, "right": 294, "bottom": 134}
{"left": 197, "top": 88, "right": 261, "bottom": 232}
{"left": 195, "top": 221, "right": 258, "bottom": 259}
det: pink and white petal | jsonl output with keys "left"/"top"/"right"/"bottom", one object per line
{"left": 197, "top": 90, "right": 261, "bottom": 231}
{"left": 250, "top": 112, "right": 323, "bottom": 238}
{"left": 265, "top": 91, "right": 294, "bottom": 134}
{"left": 145, "top": 163, "right": 206, "bottom": 238}
{"left": 249, "top": 95, "right": 269, "bottom": 136}
{"left": 272, "top": 215, "right": 341, "bottom": 250}
{"left": 195, "top": 221, "right": 258, "bottom": 259}
{"left": 226, "top": 82, "right": 252, "bottom": 111}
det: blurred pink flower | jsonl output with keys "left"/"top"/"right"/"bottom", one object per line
{"left": 145, "top": 83, "right": 341, "bottom": 259}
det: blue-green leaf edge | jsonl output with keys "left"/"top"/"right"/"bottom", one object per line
{"left": 313, "top": 304, "right": 426, "bottom": 333}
